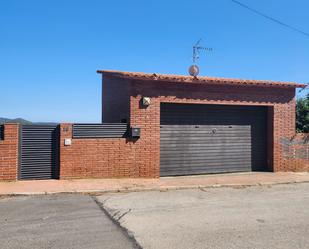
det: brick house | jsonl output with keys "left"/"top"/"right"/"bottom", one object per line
{"left": 0, "top": 70, "right": 308, "bottom": 180}
{"left": 98, "top": 70, "right": 307, "bottom": 177}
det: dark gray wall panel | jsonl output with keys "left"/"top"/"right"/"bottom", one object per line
{"left": 73, "top": 123, "right": 127, "bottom": 138}
{"left": 160, "top": 103, "right": 267, "bottom": 176}
{"left": 20, "top": 125, "right": 59, "bottom": 180}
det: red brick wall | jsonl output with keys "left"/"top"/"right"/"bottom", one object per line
{"left": 0, "top": 124, "right": 19, "bottom": 181}
{"left": 130, "top": 95, "right": 161, "bottom": 177}
{"left": 267, "top": 106, "right": 274, "bottom": 171}
{"left": 59, "top": 123, "right": 139, "bottom": 179}
{"left": 1, "top": 77, "right": 306, "bottom": 180}
{"left": 273, "top": 102, "right": 297, "bottom": 171}
{"left": 126, "top": 79, "right": 298, "bottom": 175}
{"left": 281, "top": 133, "right": 309, "bottom": 171}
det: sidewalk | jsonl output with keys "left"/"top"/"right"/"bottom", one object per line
{"left": 1, "top": 172, "right": 309, "bottom": 196}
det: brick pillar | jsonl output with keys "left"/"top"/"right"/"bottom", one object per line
{"left": 59, "top": 123, "right": 73, "bottom": 179}
{"left": 267, "top": 106, "right": 274, "bottom": 171}
{"left": 129, "top": 95, "right": 160, "bottom": 178}
{"left": 273, "top": 101, "right": 297, "bottom": 171}
{"left": 0, "top": 123, "right": 19, "bottom": 181}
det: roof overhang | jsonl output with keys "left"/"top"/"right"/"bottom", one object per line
{"left": 97, "top": 70, "right": 307, "bottom": 89}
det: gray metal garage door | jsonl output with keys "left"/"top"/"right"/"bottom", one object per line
{"left": 160, "top": 103, "right": 267, "bottom": 176}
{"left": 19, "top": 125, "right": 59, "bottom": 180}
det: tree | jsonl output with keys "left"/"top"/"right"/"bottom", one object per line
{"left": 296, "top": 94, "right": 309, "bottom": 133}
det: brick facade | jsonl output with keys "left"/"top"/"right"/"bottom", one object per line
{"left": 59, "top": 123, "right": 138, "bottom": 179}
{"left": 0, "top": 71, "right": 308, "bottom": 181}
{"left": 100, "top": 71, "right": 306, "bottom": 176}
{"left": 281, "top": 133, "right": 309, "bottom": 171}
{"left": 0, "top": 124, "right": 19, "bottom": 181}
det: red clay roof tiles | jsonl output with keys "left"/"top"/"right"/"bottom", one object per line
{"left": 97, "top": 70, "right": 306, "bottom": 89}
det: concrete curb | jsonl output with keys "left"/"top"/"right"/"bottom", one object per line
{"left": 1, "top": 180, "right": 309, "bottom": 197}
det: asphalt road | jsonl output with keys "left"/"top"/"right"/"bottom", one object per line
{"left": 0, "top": 194, "right": 137, "bottom": 249}
{"left": 98, "top": 183, "right": 309, "bottom": 249}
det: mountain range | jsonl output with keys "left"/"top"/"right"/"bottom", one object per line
{"left": 0, "top": 117, "right": 57, "bottom": 125}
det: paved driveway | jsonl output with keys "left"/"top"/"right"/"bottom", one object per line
{"left": 98, "top": 183, "right": 309, "bottom": 249}
{"left": 0, "top": 194, "right": 137, "bottom": 249}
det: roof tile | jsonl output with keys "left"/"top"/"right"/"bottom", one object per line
{"left": 97, "top": 70, "right": 306, "bottom": 88}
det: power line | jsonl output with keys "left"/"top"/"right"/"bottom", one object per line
{"left": 231, "top": 0, "right": 309, "bottom": 38}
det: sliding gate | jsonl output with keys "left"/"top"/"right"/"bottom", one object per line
{"left": 19, "top": 125, "right": 59, "bottom": 180}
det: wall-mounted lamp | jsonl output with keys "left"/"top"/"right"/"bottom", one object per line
{"left": 142, "top": 97, "right": 151, "bottom": 107}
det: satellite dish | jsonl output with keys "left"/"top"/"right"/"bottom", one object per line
{"left": 189, "top": 64, "right": 199, "bottom": 77}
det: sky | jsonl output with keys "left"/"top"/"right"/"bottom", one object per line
{"left": 1, "top": 0, "right": 308, "bottom": 123}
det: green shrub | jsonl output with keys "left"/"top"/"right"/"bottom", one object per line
{"left": 296, "top": 94, "right": 309, "bottom": 133}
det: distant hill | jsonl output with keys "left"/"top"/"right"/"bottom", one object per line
{"left": 0, "top": 117, "right": 32, "bottom": 125}
{"left": 0, "top": 117, "right": 57, "bottom": 125}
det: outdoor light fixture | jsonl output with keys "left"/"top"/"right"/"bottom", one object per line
{"left": 142, "top": 97, "right": 151, "bottom": 107}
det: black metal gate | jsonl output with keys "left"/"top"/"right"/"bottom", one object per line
{"left": 160, "top": 103, "right": 267, "bottom": 176}
{"left": 19, "top": 125, "right": 59, "bottom": 180}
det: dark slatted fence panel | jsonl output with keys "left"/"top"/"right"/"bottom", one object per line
{"left": 0, "top": 125, "right": 3, "bottom": 140}
{"left": 20, "top": 125, "right": 59, "bottom": 180}
{"left": 73, "top": 123, "right": 127, "bottom": 138}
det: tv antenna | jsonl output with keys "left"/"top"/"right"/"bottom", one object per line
{"left": 188, "top": 39, "right": 212, "bottom": 77}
